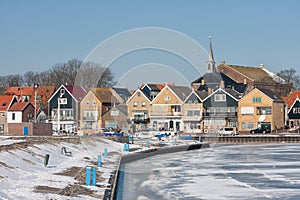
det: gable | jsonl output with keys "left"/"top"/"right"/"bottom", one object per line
{"left": 288, "top": 99, "right": 300, "bottom": 119}
{"left": 203, "top": 89, "right": 238, "bottom": 107}
{"left": 126, "top": 89, "right": 151, "bottom": 105}
{"left": 152, "top": 87, "right": 182, "bottom": 104}
{"left": 185, "top": 92, "right": 201, "bottom": 104}
{"left": 240, "top": 88, "right": 273, "bottom": 105}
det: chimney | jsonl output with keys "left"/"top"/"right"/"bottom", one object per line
{"left": 220, "top": 81, "right": 225, "bottom": 88}
{"left": 221, "top": 60, "right": 225, "bottom": 64}
{"left": 259, "top": 64, "right": 264, "bottom": 69}
{"left": 201, "top": 79, "right": 205, "bottom": 85}
{"left": 243, "top": 78, "right": 247, "bottom": 84}
{"left": 208, "top": 88, "right": 212, "bottom": 95}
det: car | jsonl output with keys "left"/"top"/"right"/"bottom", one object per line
{"left": 217, "top": 127, "right": 237, "bottom": 136}
{"left": 250, "top": 127, "right": 271, "bottom": 134}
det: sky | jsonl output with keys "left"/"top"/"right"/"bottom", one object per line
{"left": 1, "top": 0, "right": 300, "bottom": 88}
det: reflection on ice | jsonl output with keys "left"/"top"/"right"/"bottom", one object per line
{"left": 117, "top": 144, "right": 300, "bottom": 200}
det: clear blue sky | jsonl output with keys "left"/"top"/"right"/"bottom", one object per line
{"left": 1, "top": 0, "right": 299, "bottom": 86}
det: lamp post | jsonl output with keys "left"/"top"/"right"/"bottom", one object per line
{"left": 34, "top": 83, "right": 39, "bottom": 123}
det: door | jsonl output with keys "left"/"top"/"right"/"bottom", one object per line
{"left": 23, "top": 126, "right": 29, "bottom": 136}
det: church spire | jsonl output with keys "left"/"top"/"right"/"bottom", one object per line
{"left": 207, "top": 36, "right": 216, "bottom": 73}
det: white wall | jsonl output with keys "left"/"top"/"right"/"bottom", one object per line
{"left": 7, "top": 111, "right": 22, "bottom": 123}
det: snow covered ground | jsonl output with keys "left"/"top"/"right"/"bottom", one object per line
{"left": 0, "top": 136, "right": 124, "bottom": 200}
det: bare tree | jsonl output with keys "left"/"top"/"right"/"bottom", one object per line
{"left": 23, "top": 71, "right": 40, "bottom": 86}
{"left": 277, "top": 68, "right": 300, "bottom": 91}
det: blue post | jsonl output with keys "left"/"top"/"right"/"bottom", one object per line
{"left": 174, "top": 139, "right": 177, "bottom": 145}
{"left": 104, "top": 148, "right": 108, "bottom": 158}
{"left": 92, "top": 168, "right": 97, "bottom": 186}
{"left": 127, "top": 144, "right": 130, "bottom": 152}
{"left": 124, "top": 143, "right": 127, "bottom": 152}
{"left": 128, "top": 134, "right": 131, "bottom": 141}
{"left": 199, "top": 136, "right": 202, "bottom": 142}
{"left": 146, "top": 140, "right": 149, "bottom": 148}
{"left": 97, "top": 155, "right": 101, "bottom": 167}
{"left": 86, "top": 167, "right": 91, "bottom": 186}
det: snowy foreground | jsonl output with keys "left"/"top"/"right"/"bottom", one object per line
{"left": 0, "top": 136, "right": 124, "bottom": 200}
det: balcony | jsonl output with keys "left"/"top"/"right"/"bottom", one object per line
{"left": 182, "top": 115, "right": 202, "bottom": 121}
{"left": 203, "top": 112, "right": 237, "bottom": 117}
{"left": 150, "top": 111, "right": 182, "bottom": 117}
{"left": 130, "top": 118, "right": 150, "bottom": 124}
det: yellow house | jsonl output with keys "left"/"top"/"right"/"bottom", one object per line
{"left": 126, "top": 88, "right": 151, "bottom": 132}
{"left": 151, "top": 85, "right": 191, "bottom": 132}
{"left": 238, "top": 88, "right": 284, "bottom": 132}
{"left": 80, "top": 88, "right": 119, "bottom": 135}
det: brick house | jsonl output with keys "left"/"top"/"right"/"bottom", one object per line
{"left": 0, "top": 95, "right": 18, "bottom": 134}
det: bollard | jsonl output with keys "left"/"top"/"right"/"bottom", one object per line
{"left": 44, "top": 154, "right": 50, "bottom": 167}
{"left": 104, "top": 148, "right": 108, "bottom": 158}
{"left": 127, "top": 143, "right": 130, "bottom": 152}
{"left": 199, "top": 136, "right": 202, "bottom": 142}
{"left": 123, "top": 143, "right": 127, "bottom": 152}
{"left": 92, "top": 168, "right": 97, "bottom": 186}
{"left": 174, "top": 139, "right": 177, "bottom": 145}
{"left": 86, "top": 167, "right": 91, "bottom": 186}
{"left": 146, "top": 140, "right": 149, "bottom": 148}
{"left": 97, "top": 155, "right": 102, "bottom": 167}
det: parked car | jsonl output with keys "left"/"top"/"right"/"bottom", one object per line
{"left": 217, "top": 127, "right": 237, "bottom": 136}
{"left": 250, "top": 127, "right": 271, "bottom": 134}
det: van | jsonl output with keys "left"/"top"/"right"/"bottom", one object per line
{"left": 217, "top": 127, "right": 236, "bottom": 136}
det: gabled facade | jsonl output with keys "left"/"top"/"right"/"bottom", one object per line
{"left": 182, "top": 91, "right": 203, "bottom": 135}
{"left": 48, "top": 85, "right": 86, "bottom": 133}
{"left": 111, "top": 87, "right": 132, "bottom": 104}
{"left": 102, "top": 105, "right": 128, "bottom": 131}
{"left": 126, "top": 88, "right": 151, "bottom": 132}
{"left": 238, "top": 88, "right": 284, "bottom": 132}
{"left": 202, "top": 87, "right": 239, "bottom": 134}
{"left": 0, "top": 95, "right": 18, "bottom": 133}
{"left": 7, "top": 102, "right": 35, "bottom": 123}
{"left": 287, "top": 97, "right": 300, "bottom": 128}
{"left": 150, "top": 85, "right": 191, "bottom": 132}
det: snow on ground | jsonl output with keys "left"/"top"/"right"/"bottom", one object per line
{"left": 0, "top": 137, "right": 124, "bottom": 200}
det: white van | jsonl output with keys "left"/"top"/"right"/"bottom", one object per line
{"left": 217, "top": 127, "right": 236, "bottom": 136}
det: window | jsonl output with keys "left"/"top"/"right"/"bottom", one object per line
{"left": 0, "top": 124, "right": 4, "bottom": 131}
{"left": 142, "top": 101, "right": 146, "bottom": 107}
{"left": 164, "top": 96, "right": 170, "bottom": 101}
{"left": 214, "top": 94, "right": 226, "bottom": 102}
{"left": 171, "top": 105, "right": 181, "bottom": 112}
{"left": 252, "top": 97, "right": 262, "bottom": 103}
{"left": 92, "top": 100, "right": 97, "bottom": 106}
{"left": 12, "top": 113, "right": 15, "bottom": 120}
{"left": 1, "top": 112, "right": 4, "bottom": 117}
{"left": 241, "top": 106, "right": 254, "bottom": 115}
{"left": 242, "top": 122, "right": 254, "bottom": 130}
{"left": 137, "top": 91, "right": 141, "bottom": 96}
{"left": 2, "top": 103, "right": 6, "bottom": 107}
{"left": 133, "top": 101, "right": 138, "bottom": 107}
{"left": 85, "top": 100, "right": 89, "bottom": 106}
{"left": 186, "top": 110, "right": 200, "bottom": 116}
{"left": 110, "top": 110, "right": 119, "bottom": 116}
{"left": 257, "top": 107, "right": 272, "bottom": 115}
{"left": 293, "top": 108, "right": 298, "bottom": 114}
{"left": 298, "top": 108, "right": 300, "bottom": 113}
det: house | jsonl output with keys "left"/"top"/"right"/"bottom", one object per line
{"left": 0, "top": 95, "right": 18, "bottom": 133}
{"left": 283, "top": 91, "right": 300, "bottom": 129}
{"left": 48, "top": 85, "right": 86, "bottom": 133}
{"left": 101, "top": 105, "right": 128, "bottom": 132}
{"left": 238, "top": 88, "right": 284, "bottom": 132}
{"left": 79, "top": 88, "right": 120, "bottom": 134}
{"left": 216, "top": 62, "right": 290, "bottom": 96}
{"left": 111, "top": 87, "right": 132, "bottom": 104}
{"left": 150, "top": 85, "right": 191, "bottom": 132}
{"left": 126, "top": 88, "right": 152, "bottom": 132}
{"left": 202, "top": 87, "right": 240, "bottom": 134}
{"left": 182, "top": 90, "right": 203, "bottom": 135}
{"left": 6, "top": 86, "right": 56, "bottom": 111}
{"left": 141, "top": 83, "right": 174, "bottom": 101}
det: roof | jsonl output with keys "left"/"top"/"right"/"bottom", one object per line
{"left": 101, "top": 104, "right": 127, "bottom": 117}
{"left": 220, "top": 73, "right": 248, "bottom": 94}
{"left": 65, "top": 85, "right": 86, "bottom": 101}
{"left": 0, "top": 95, "right": 16, "bottom": 111}
{"left": 192, "top": 72, "right": 223, "bottom": 91}
{"left": 222, "top": 64, "right": 273, "bottom": 82}
{"left": 6, "top": 86, "right": 56, "bottom": 103}
{"left": 91, "top": 88, "right": 119, "bottom": 103}
{"left": 282, "top": 90, "right": 300, "bottom": 107}
{"left": 169, "top": 86, "right": 192, "bottom": 101}
{"left": 112, "top": 87, "right": 132, "bottom": 101}
{"left": 258, "top": 88, "right": 283, "bottom": 102}
{"left": 9, "top": 102, "right": 32, "bottom": 111}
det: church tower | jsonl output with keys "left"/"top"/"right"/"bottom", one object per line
{"left": 207, "top": 36, "right": 215, "bottom": 73}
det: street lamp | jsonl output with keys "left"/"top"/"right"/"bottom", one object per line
{"left": 34, "top": 83, "right": 39, "bottom": 123}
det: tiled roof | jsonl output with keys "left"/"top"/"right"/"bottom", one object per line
{"left": 65, "top": 85, "right": 86, "bottom": 101}
{"left": 169, "top": 86, "right": 192, "bottom": 101}
{"left": 6, "top": 86, "right": 55, "bottom": 103}
{"left": 112, "top": 87, "right": 132, "bottom": 101}
{"left": 0, "top": 95, "right": 16, "bottom": 111}
{"left": 9, "top": 102, "right": 31, "bottom": 111}
{"left": 258, "top": 88, "right": 283, "bottom": 102}
{"left": 225, "top": 65, "right": 273, "bottom": 82}
{"left": 282, "top": 90, "right": 300, "bottom": 107}
{"left": 92, "top": 88, "right": 119, "bottom": 103}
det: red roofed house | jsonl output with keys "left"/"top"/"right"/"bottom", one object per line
{"left": 282, "top": 90, "right": 300, "bottom": 129}
{"left": 48, "top": 84, "right": 86, "bottom": 134}
{"left": 6, "top": 85, "right": 56, "bottom": 112}
{"left": 0, "top": 95, "right": 18, "bottom": 133}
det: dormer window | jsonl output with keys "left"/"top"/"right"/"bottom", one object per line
{"left": 2, "top": 103, "right": 6, "bottom": 107}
